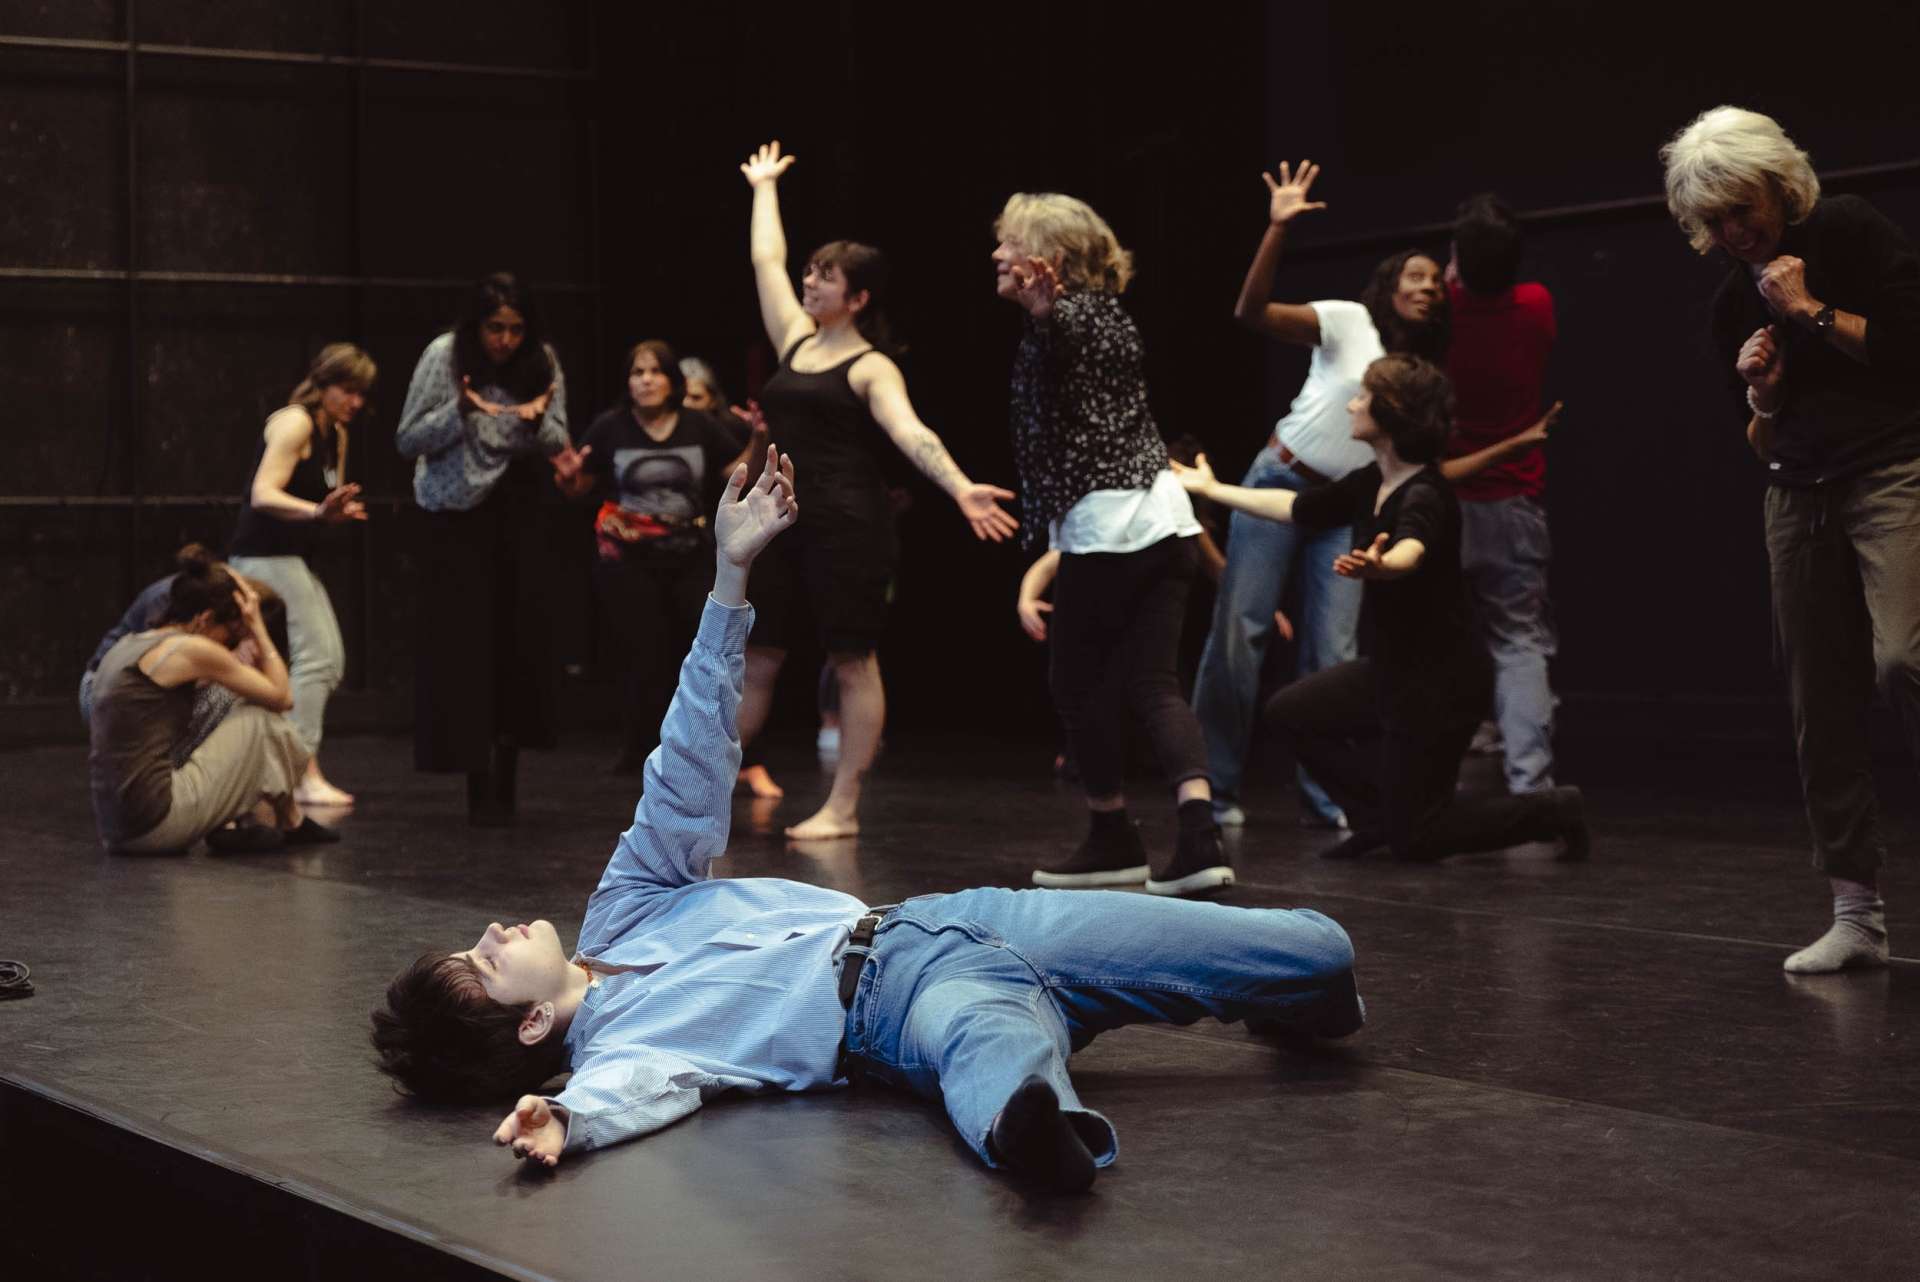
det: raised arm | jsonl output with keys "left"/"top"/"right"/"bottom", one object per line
{"left": 1232, "top": 160, "right": 1327, "bottom": 346}
{"left": 741, "top": 141, "right": 813, "bottom": 355}
{"left": 576, "top": 449, "right": 799, "bottom": 946}
{"left": 1171, "top": 452, "right": 1298, "bottom": 523}
{"left": 853, "top": 354, "right": 1018, "bottom": 542}
{"left": 249, "top": 407, "right": 367, "bottom": 525}
{"left": 1440, "top": 401, "right": 1564, "bottom": 483}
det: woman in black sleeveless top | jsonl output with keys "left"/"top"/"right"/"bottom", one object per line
{"left": 738, "top": 140, "right": 1018, "bottom": 840}
{"left": 228, "top": 342, "right": 375, "bottom": 809}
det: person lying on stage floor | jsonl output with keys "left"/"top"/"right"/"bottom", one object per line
{"left": 80, "top": 544, "right": 288, "bottom": 764}
{"left": 370, "top": 446, "right": 1364, "bottom": 1193}
{"left": 87, "top": 544, "right": 337, "bottom": 855}
{"left": 1174, "top": 354, "right": 1586, "bottom": 863}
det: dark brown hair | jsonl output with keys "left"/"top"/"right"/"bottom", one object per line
{"left": 1361, "top": 354, "right": 1455, "bottom": 464}
{"left": 624, "top": 339, "right": 685, "bottom": 410}
{"left": 370, "top": 953, "right": 570, "bottom": 1104}
{"left": 452, "top": 272, "right": 555, "bottom": 402}
{"left": 808, "top": 240, "right": 894, "bottom": 351}
{"left": 158, "top": 544, "right": 243, "bottom": 628}
{"left": 1359, "top": 249, "right": 1450, "bottom": 361}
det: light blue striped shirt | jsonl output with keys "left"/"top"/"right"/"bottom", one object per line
{"left": 549, "top": 596, "right": 867, "bottom": 1153}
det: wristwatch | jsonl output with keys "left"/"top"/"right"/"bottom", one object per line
{"left": 1812, "top": 304, "right": 1837, "bottom": 333}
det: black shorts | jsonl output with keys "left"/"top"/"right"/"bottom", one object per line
{"left": 747, "top": 503, "right": 897, "bottom": 655}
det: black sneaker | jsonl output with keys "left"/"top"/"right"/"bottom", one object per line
{"left": 989, "top": 1076, "right": 1096, "bottom": 1193}
{"left": 1550, "top": 786, "right": 1590, "bottom": 862}
{"left": 1032, "top": 822, "right": 1148, "bottom": 888}
{"left": 1146, "top": 824, "right": 1234, "bottom": 896}
{"left": 206, "top": 822, "right": 284, "bottom": 855}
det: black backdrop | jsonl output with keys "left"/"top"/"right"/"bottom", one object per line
{"left": 5, "top": 0, "right": 1918, "bottom": 756}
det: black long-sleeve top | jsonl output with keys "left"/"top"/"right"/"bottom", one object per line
{"left": 1709, "top": 194, "right": 1920, "bottom": 487}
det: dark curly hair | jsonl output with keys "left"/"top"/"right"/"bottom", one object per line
{"left": 1358, "top": 249, "right": 1450, "bottom": 362}
{"left": 1361, "top": 354, "right": 1454, "bottom": 464}
{"left": 369, "top": 953, "right": 570, "bottom": 1104}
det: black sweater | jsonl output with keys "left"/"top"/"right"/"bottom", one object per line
{"left": 1709, "top": 195, "right": 1920, "bottom": 487}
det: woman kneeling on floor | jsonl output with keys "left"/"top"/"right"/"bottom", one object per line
{"left": 87, "top": 545, "right": 338, "bottom": 854}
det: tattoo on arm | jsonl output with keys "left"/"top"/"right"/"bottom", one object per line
{"left": 899, "top": 426, "right": 966, "bottom": 494}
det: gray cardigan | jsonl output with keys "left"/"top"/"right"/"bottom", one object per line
{"left": 395, "top": 332, "right": 572, "bottom": 512}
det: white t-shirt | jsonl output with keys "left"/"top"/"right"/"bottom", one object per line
{"left": 1273, "top": 299, "right": 1384, "bottom": 480}
{"left": 1050, "top": 468, "right": 1202, "bottom": 555}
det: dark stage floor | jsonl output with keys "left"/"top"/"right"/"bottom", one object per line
{"left": 4, "top": 732, "right": 1919, "bottom": 1280}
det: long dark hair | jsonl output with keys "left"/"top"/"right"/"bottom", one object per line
{"left": 1359, "top": 249, "right": 1450, "bottom": 361}
{"left": 158, "top": 544, "right": 242, "bottom": 628}
{"left": 452, "top": 272, "right": 555, "bottom": 401}
{"left": 624, "top": 339, "right": 685, "bottom": 411}
{"left": 808, "top": 240, "right": 895, "bottom": 352}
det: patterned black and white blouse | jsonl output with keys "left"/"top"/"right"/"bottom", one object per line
{"left": 394, "top": 332, "right": 572, "bottom": 512}
{"left": 1008, "top": 290, "right": 1169, "bottom": 549}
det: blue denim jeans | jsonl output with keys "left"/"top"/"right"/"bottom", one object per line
{"left": 1458, "top": 496, "right": 1557, "bottom": 793}
{"left": 1192, "top": 445, "right": 1362, "bottom": 814}
{"left": 841, "top": 887, "right": 1361, "bottom": 1170}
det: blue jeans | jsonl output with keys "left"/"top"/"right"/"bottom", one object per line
{"left": 841, "top": 887, "right": 1361, "bottom": 1170}
{"left": 1192, "top": 446, "right": 1361, "bottom": 814}
{"left": 1459, "top": 496, "right": 1557, "bottom": 792}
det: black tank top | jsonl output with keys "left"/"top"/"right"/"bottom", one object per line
{"left": 756, "top": 339, "right": 890, "bottom": 519}
{"left": 230, "top": 418, "right": 338, "bottom": 559}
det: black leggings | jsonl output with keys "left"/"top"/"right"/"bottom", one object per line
{"left": 1049, "top": 535, "right": 1210, "bottom": 800}
{"left": 1265, "top": 656, "right": 1567, "bottom": 859}
{"left": 595, "top": 552, "right": 711, "bottom": 755}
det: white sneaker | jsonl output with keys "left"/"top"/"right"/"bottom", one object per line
{"left": 1212, "top": 801, "right": 1246, "bottom": 827}
{"left": 816, "top": 726, "right": 841, "bottom": 756}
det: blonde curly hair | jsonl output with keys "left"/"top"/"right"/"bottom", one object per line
{"left": 994, "top": 193, "right": 1134, "bottom": 295}
{"left": 1660, "top": 106, "right": 1821, "bottom": 255}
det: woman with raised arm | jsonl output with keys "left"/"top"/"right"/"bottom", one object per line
{"left": 88, "top": 545, "right": 336, "bottom": 854}
{"left": 1191, "top": 159, "right": 1450, "bottom": 834}
{"left": 737, "top": 140, "right": 1017, "bottom": 840}
{"left": 993, "top": 191, "right": 1232, "bottom": 897}
{"left": 227, "top": 342, "right": 375, "bottom": 810}
{"left": 1175, "top": 355, "right": 1587, "bottom": 864}
{"left": 396, "top": 272, "right": 591, "bottom": 826}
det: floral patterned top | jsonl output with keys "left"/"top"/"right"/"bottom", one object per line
{"left": 1008, "top": 290, "right": 1168, "bottom": 549}
{"left": 394, "top": 332, "right": 572, "bottom": 512}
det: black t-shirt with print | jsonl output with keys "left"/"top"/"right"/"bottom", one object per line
{"left": 1290, "top": 463, "right": 1476, "bottom": 680}
{"left": 580, "top": 407, "right": 739, "bottom": 558}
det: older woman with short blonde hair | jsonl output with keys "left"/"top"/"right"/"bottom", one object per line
{"left": 1661, "top": 105, "right": 1920, "bottom": 974}
{"left": 993, "top": 192, "right": 1231, "bottom": 898}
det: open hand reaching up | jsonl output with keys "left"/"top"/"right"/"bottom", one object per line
{"left": 494, "top": 1095, "right": 566, "bottom": 1170}
{"left": 716, "top": 444, "right": 799, "bottom": 568}
{"left": 741, "top": 140, "right": 797, "bottom": 188}
{"left": 1264, "top": 160, "right": 1327, "bottom": 225}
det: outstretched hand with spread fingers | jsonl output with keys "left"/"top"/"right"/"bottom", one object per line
{"left": 1169, "top": 452, "right": 1217, "bottom": 495}
{"left": 315, "top": 483, "right": 368, "bottom": 524}
{"left": 1264, "top": 159, "right": 1327, "bottom": 225}
{"left": 1334, "top": 531, "right": 1393, "bottom": 580}
{"left": 956, "top": 483, "right": 1019, "bottom": 542}
{"left": 494, "top": 1094, "right": 566, "bottom": 1169}
{"left": 716, "top": 444, "right": 799, "bottom": 568}
{"left": 741, "top": 140, "right": 796, "bottom": 187}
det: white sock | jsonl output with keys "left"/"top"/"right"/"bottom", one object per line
{"left": 1783, "top": 890, "right": 1889, "bottom": 974}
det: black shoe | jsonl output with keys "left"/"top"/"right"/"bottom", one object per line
{"left": 283, "top": 816, "right": 341, "bottom": 846}
{"left": 206, "top": 822, "right": 284, "bottom": 854}
{"left": 1321, "top": 829, "right": 1386, "bottom": 861}
{"left": 989, "top": 1076, "right": 1096, "bottom": 1194}
{"left": 1033, "top": 817, "right": 1148, "bottom": 888}
{"left": 1549, "top": 786, "right": 1589, "bottom": 862}
{"left": 1146, "top": 821, "right": 1234, "bottom": 896}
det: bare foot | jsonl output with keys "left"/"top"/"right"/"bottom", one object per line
{"left": 784, "top": 806, "right": 859, "bottom": 840}
{"left": 739, "top": 764, "right": 784, "bottom": 799}
{"left": 296, "top": 759, "right": 355, "bottom": 807}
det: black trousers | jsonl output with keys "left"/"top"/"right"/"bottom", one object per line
{"left": 1049, "top": 535, "right": 1210, "bottom": 800}
{"left": 412, "top": 459, "right": 559, "bottom": 773}
{"left": 594, "top": 549, "right": 711, "bottom": 756}
{"left": 1265, "top": 655, "right": 1567, "bottom": 859}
